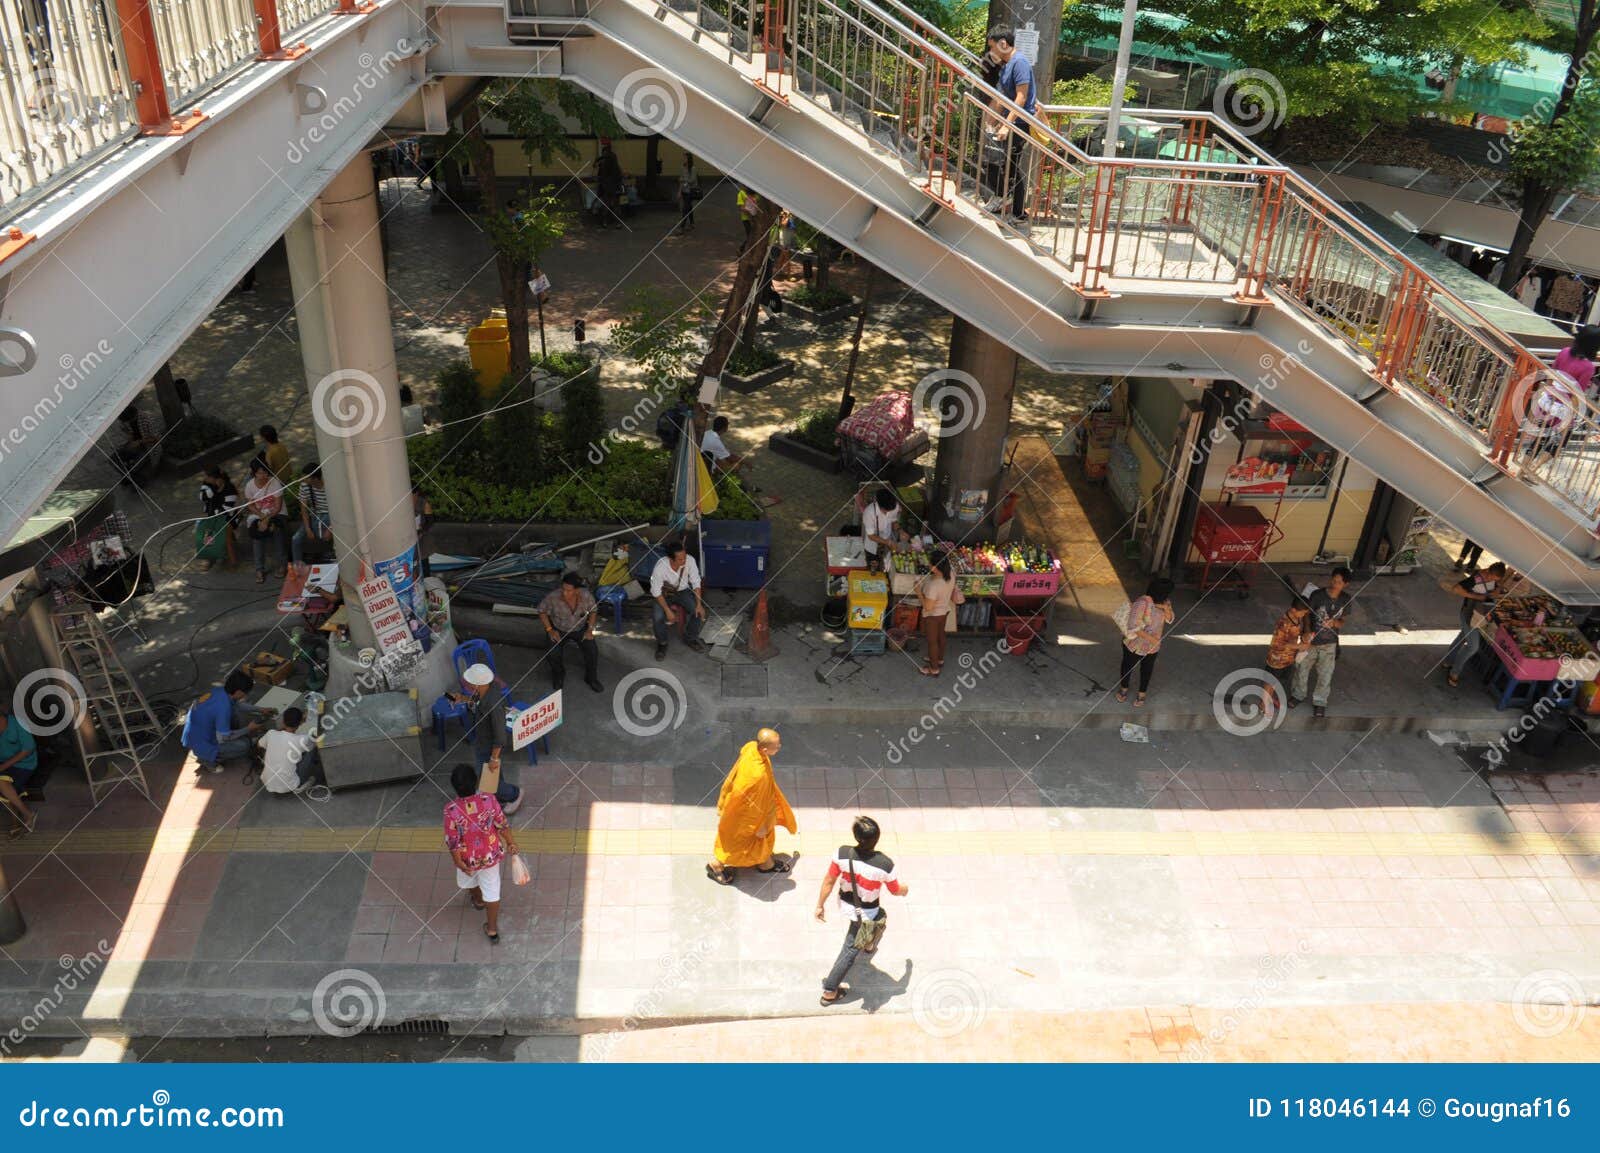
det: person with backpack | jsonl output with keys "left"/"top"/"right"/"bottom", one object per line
{"left": 815, "top": 815, "right": 908, "bottom": 1006}
{"left": 1114, "top": 577, "right": 1175, "bottom": 706}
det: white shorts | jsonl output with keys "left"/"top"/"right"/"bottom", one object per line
{"left": 456, "top": 862, "right": 501, "bottom": 903}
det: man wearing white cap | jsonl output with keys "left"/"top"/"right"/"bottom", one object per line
{"left": 447, "top": 663, "right": 523, "bottom": 815}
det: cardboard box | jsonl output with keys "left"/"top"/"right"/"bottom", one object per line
{"left": 244, "top": 651, "right": 293, "bottom": 687}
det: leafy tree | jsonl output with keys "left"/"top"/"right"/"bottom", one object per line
{"left": 1059, "top": 0, "right": 1541, "bottom": 138}
{"left": 559, "top": 364, "right": 607, "bottom": 466}
{"left": 610, "top": 286, "right": 700, "bottom": 395}
{"left": 1499, "top": 1, "right": 1600, "bottom": 288}
{"left": 480, "top": 185, "right": 572, "bottom": 360}
{"left": 435, "top": 361, "right": 483, "bottom": 463}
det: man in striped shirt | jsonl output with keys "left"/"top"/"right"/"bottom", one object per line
{"left": 814, "top": 815, "right": 909, "bottom": 1005}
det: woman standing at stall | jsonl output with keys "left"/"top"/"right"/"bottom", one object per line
{"left": 916, "top": 551, "right": 964, "bottom": 677}
{"left": 1115, "top": 578, "right": 1175, "bottom": 706}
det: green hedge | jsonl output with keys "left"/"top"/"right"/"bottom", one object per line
{"left": 726, "top": 344, "right": 785, "bottom": 375}
{"left": 789, "top": 407, "right": 840, "bottom": 452}
{"left": 787, "top": 283, "right": 853, "bottom": 311}
{"left": 409, "top": 435, "right": 759, "bottom": 523}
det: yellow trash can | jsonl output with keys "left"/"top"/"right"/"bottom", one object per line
{"left": 466, "top": 316, "right": 510, "bottom": 397}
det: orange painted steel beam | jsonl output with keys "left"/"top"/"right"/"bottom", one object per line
{"left": 255, "top": 0, "right": 309, "bottom": 58}
{"left": 114, "top": 0, "right": 206, "bottom": 135}
{"left": 335, "top": 0, "right": 378, "bottom": 13}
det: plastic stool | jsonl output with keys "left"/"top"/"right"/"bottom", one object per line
{"left": 1486, "top": 663, "right": 1545, "bottom": 711}
{"left": 431, "top": 694, "right": 471, "bottom": 749}
{"left": 595, "top": 584, "right": 627, "bottom": 634}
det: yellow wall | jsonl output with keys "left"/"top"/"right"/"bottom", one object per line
{"left": 485, "top": 138, "right": 722, "bottom": 183}
{"left": 1125, "top": 421, "right": 1166, "bottom": 505}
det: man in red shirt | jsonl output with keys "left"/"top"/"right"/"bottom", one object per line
{"left": 814, "top": 815, "right": 909, "bottom": 1005}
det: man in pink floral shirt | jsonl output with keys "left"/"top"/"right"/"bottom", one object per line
{"left": 444, "top": 763, "right": 519, "bottom": 943}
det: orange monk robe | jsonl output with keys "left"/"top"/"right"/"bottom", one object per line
{"left": 713, "top": 741, "right": 796, "bottom": 866}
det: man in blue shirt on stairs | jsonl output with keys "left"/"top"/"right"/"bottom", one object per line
{"left": 985, "top": 24, "right": 1037, "bottom": 226}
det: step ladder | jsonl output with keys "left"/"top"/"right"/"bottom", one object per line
{"left": 50, "top": 602, "right": 159, "bottom": 805}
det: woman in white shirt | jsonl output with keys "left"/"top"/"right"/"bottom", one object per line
{"left": 243, "top": 459, "right": 290, "bottom": 583}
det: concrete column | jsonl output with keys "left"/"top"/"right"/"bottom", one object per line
{"left": 929, "top": 317, "right": 1018, "bottom": 541}
{"left": 284, "top": 154, "right": 454, "bottom": 702}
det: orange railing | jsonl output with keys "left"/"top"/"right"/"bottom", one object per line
{"left": 766, "top": 0, "right": 1600, "bottom": 527}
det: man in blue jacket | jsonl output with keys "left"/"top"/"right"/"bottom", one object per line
{"left": 182, "top": 671, "right": 271, "bottom": 774}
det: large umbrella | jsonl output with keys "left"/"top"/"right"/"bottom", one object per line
{"left": 668, "top": 407, "right": 717, "bottom": 572}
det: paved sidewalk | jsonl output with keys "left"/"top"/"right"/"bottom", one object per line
{"left": 0, "top": 727, "right": 1596, "bottom": 1040}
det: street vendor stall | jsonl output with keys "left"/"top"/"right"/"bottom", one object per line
{"left": 835, "top": 390, "right": 930, "bottom": 479}
{"left": 1478, "top": 594, "right": 1600, "bottom": 710}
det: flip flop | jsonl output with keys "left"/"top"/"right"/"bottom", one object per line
{"left": 1115, "top": 688, "right": 1129, "bottom": 703}
{"left": 820, "top": 983, "right": 850, "bottom": 1006}
{"left": 705, "top": 864, "right": 735, "bottom": 886}
{"left": 470, "top": 895, "right": 486, "bottom": 910}
{"left": 756, "top": 857, "right": 792, "bottom": 874}
{"left": 484, "top": 925, "right": 499, "bottom": 944}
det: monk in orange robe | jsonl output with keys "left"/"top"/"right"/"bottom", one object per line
{"left": 707, "top": 728, "right": 796, "bottom": 884}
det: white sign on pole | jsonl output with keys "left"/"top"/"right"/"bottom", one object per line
{"left": 357, "top": 572, "right": 414, "bottom": 653}
{"left": 528, "top": 273, "right": 551, "bottom": 297}
{"left": 510, "top": 690, "right": 563, "bottom": 749}
{"left": 1015, "top": 22, "right": 1040, "bottom": 66}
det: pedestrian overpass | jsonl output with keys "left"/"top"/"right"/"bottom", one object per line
{"left": 6, "top": 0, "right": 1600, "bottom": 598}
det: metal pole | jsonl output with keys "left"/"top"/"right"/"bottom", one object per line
{"left": 1102, "top": 0, "right": 1139, "bottom": 159}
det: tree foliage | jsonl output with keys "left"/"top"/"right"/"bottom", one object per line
{"left": 480, "top": 78, "right": 623, "bottom": 169}
{"left": 1058, "top": 0, "right": 1543, "bottom": 130}
{"left": 609, "top": 287, "right": 700, "bottom": 394}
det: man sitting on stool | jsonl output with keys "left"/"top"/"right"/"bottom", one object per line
{"left": 255, "top": 707, "right": 324, "bottom": 795}
{"left": 0, "top": 710, "right": 40, "bottom": 835}
{"left": 181, "top": 670, "right": 274, "bottom": 775}
{"left": 538, "top": 572, "right": 604, "bottom": 693}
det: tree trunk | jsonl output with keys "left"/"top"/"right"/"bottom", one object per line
{"left": 1500, "top": 180, "right": 1557, "bottom": 291}
{"left": 464, "top": 96, "right": 534, "bottom": 390}
{"left": 816, "top": 238, "right": 832, "bottom": 295}
{"left": 152, "top": 361, "right": 185, "bottom": 431}
{"left": 698, "top": 199, "right": 781, "bottom": 380}
{"left": 839, "top": 264, "right": 877, "bottom": 418}
{"left": 1498, "top": 1, "right": 1600, "bottom": 290}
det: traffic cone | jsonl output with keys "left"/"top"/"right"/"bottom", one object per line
{"left": 742, "top": 587, "right": 779, "bottom": 662}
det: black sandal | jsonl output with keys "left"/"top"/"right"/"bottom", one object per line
{"left": 820, "top": 983, "right": 850, "bottom": 1006}
{"left": 705, "top": 864, "right": 734, "bottom": 886}
{"left": 756, "top": 857, "right": 792, "bottom": 874}
{"left": 484, "top": 925, "right": 499, "bottom": 944}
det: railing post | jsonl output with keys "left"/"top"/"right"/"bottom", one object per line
{"left": 1075, "top": 165, "right": 1116, "bottom": 299}
{"left": 255, "top": 0, "right": 310, "bottom": 58}
{"left": 113, "top": 0, "right": 206, "bottom": 135}
{"left": 1373, "top": 269, "right": 1429, "bottom": 387}
{"left": 753, "top": 0, "right": 787, "bottom": 100}
{"left": 1232, "top": 170, "right": 1284, "bottom": 306}
{"left": 1490, "top": 350, "right": 1545, "bottom": 468}
{"left": 923, "top": 60, "right": 956, "bottom": 203}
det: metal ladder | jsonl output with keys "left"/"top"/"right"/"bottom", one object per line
{"left": 50, "top": 602, "right": 159, "bottom": 805}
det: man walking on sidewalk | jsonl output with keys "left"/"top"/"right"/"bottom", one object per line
{"left": 815, "top": 815, "right": 908, "bottom": 1006}
{"left": 1290, "top": 568, "right": 1352, "bottom": 719}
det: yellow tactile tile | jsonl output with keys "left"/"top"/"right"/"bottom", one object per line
{"left": 17, "top": 825, "right": 1600, "bottom": 858}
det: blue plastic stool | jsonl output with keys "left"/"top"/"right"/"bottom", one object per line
{"left": 1487, "top": 663, "right": 1546, "bottom": 711}
{"left": 431, "top": 693, "right": 471, "bottom": 749}
{"left": 595, "top": 584, "right": 627, "bottom": 634}
{"left": 1545, "top": 678, "right": 1580, "bottom": 709}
